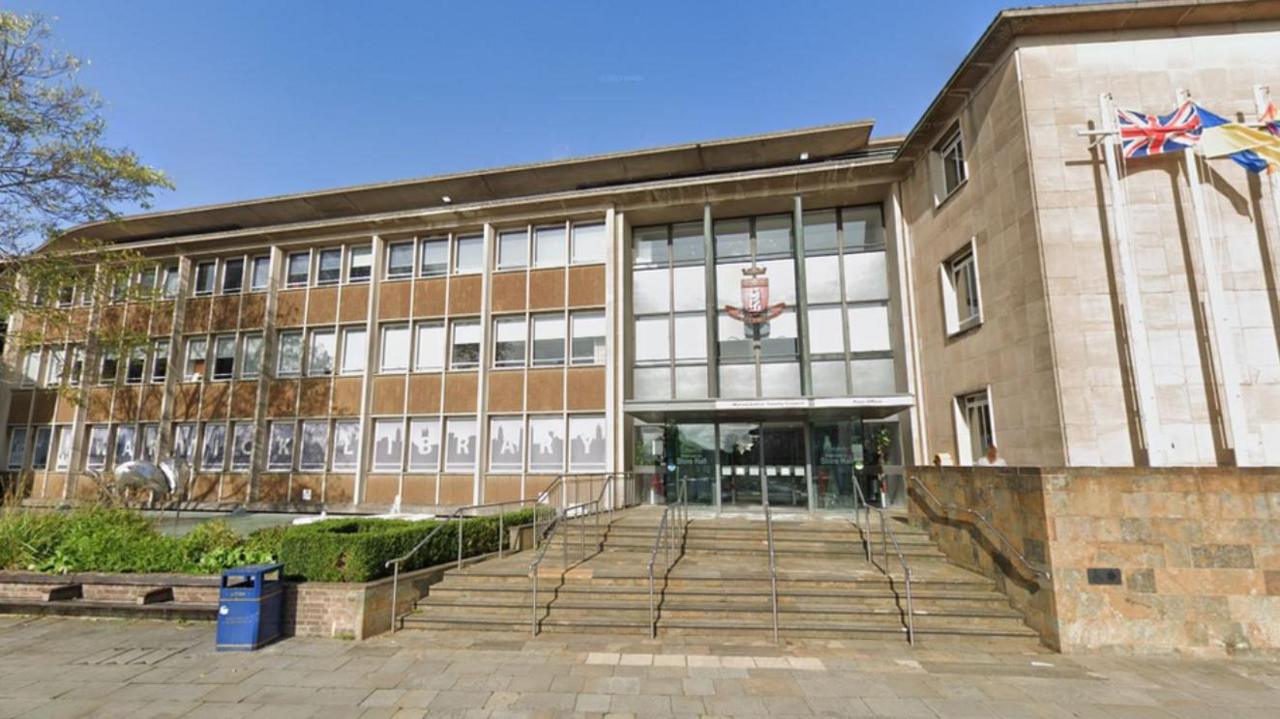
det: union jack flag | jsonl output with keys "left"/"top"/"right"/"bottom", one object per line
{"left": 1116, "top": 102, "right": 1202, "bottom": 159}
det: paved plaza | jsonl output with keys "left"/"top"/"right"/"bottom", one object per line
{"left": 0, "top": 616, "right": 1277, "bottom": 718}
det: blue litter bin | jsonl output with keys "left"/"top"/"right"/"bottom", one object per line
{"left": 216, "top": 563, "right": 284, "bottom": 651}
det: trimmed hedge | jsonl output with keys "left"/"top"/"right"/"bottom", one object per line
{"left": 278, "top": 507, "right": 545, "bottom": 583}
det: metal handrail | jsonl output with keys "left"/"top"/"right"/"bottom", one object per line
{"left": 850, "top": 475, "right": 915, "bottom": 645}
{"left": 908, "top": 473, "right": 1051, "bottom": 583}
{"left": 762, "top": 501, "right": 780, "bottom": 643}
{"left": 384, "top": 497, "right": 544, "bottom": 633}
{"left": 645, "top": 478, "right": 687, "bottom": 638}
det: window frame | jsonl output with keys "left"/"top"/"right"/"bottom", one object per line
{"left": 492, "top": 315, "right": 527, "bottom": 369}
{"left": 379, "top": 323, "right": 411, "bottom": 373}
{"left": 276, "top": 330, "right": 304, "bottom": 377}
{"left": 306, "top": 328, "right": 337, "bottom": 377}
{"left": 221, "top": 256, "right": 245, "bottom": 294}
{"left": 285, "top": 250, "right": 312, "bottom": 288}
{"left": 316, "top": 247, "right": 343, "bottom": 286}
{"left": 347, "top": 244, "right": 372, "bottom": 283}
{"left": 385, "top": 241, "right": 415, "bottom": 280}
{"left": 249, "top": 255, "right": 272, "bottom": 291}
{"left": 570, "top": 221, "right": 606, "bottom": 265}
{"left": 496, "top": 228, "right": 529, "bottom": 271}
{"left": 569, "top": 310, "right": 605, "bottom": 366}
{"left": 530, "top": 313, "right": 566, "bottom": 367}
{"left": 98, "top": 350, "right": 118, "bottom": 385}
{"left": 933, "top": 124, "right": 968, "bottom": 204}
{"left": 413, "top": 321, "right": 445, "bottom": 372}
{"left": 941, "top": 239, "right": 983, "bottom": 336}
{"left": 453, "top": 234, "right": 483, "bottom": 275}
{"left": 419, "top": 237, "right": 449, "bottom": 277}
{"left": 151, "top": 339, "right": 169, "bottom": 383}
{"left": 239, "top": 333, "right": 264, "bottom": 379}
{"left": 211, "top": 334, "right": 237, "bottom": 381}
{"left": 954, "top": 388, "right": 996, "bottom": 466}
{"left": 267, "top": 421, "right": 296, "bottom": 472}
{"left": 532, "top": 223, "right": 566, "bottom": 269}
{"left": 449, "top": 319, "right": 482, "bottom": 370}
{"left": 124, "top": 346, "right": 147, "bottom": 385}
{"left": 193, "top": 260, "right": 217, "bottom": 296}
{"left": 339, "top": 326, "right": 367, "bottom": 375}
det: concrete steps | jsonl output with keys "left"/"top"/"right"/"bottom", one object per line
{"left": 401, "top": 509, "right": 1039, "bottom": 643}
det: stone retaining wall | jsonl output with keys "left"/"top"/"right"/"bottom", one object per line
{"left": 909, "top": 466, "right": 1280, "bottom": 656}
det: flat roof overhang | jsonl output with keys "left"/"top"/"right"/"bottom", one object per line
{"left": 623, "top": 395, "right": 914, "bottom": 424}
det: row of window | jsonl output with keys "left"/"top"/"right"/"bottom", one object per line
{"left": 5, "top": 414, "right": 607, "bottom": 475}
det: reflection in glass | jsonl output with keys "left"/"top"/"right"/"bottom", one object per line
{"left": 407, "top": 418, "right": 440, "bottom": 471}
{"left": 489, "top": 417, "right": 524, "bottom": 471}
{"left": 528, "top": 417, "right": 565, "bottom": 472}
{"left": 568, "top": 415, "right": 606, "bottom": 471}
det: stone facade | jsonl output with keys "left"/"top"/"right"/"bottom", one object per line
{"left": 910, "top": 465, "right": 1280, "bottom": 656}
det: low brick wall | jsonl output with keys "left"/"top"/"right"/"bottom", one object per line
{"left": 909, "top": 466, "right": 1280, "bottom": 656}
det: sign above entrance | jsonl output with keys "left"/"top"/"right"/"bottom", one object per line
{"left": 725, "top": 265, "right": 785, "bottom": 324}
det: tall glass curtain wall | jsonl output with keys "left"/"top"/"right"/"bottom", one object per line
{"left": 630, "top": 205, "right": 895, "bottom": 401}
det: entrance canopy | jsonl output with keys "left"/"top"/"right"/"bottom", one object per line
{"left": 623, "top": 395, "right": 914, "bottom": 424}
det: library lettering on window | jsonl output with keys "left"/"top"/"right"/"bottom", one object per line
{"left": 5, "top": 0, "right": 1280, "bottom": 513}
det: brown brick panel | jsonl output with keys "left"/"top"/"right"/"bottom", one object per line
{"left": 290, "top": 474, "right": 323, "bottom": 504}
{"left": 437, "top": 475, "right": 472, "bottom": 505}
{"left": 377, "top": 282, "right": 411, "bottom": 320}
{"left": 525, "top": 368, "right": 564, "bottom": 411}
{"left": 229, "top": 381, "right": 258, "bottom": 418}
{"left": 210, "top": 296, "right": 240, "bottom": 331}
{"left": 267, "top": 380, "right": 299, "bottom": 417}
{"left": 138, "top": 385, "right": 164, "bottom": 420}
{"left": 40, "top": 474, "right": 66, "bottom": 501}
{"left": 325, "top": 475, "right": 355, "bottom": 505}
{"left": 151, "top": 302, "right": 174, "bottom": 336}
{"left": 487, "top": 370, "right": 524, "bottom": 412}
{"left": 125, "top": 304, "right": 152, "bottom": 333}
{"left": 363, "top": 474, "right": 398, "bottom": 505}
{"left": 297, "top": 377, "right": 333, "bottom": 416}
{"left": 528, "top": 268, "right": 565, "bottom": 310}
{"left": 412, "top": 279, "right": 446, "bottom": 317}
{"left": 183, "top": 298, "right": 211, "bottom": 333}
{"left": 442, "top": 372, "right": 478, "bottom": 413}
{"left": 67, "top": 308, "right": 91, "bottom": 341}
{"left": 100, "top": 306, "right": 124, "bottom": 334}
{"left": 483, "top": 474, "right": 521, "bottom": 504}
{"left": 401, "top": 475, "right": 437, "bottom": 506}
{"left": 54, "top": 397, "right": 76, "bottom": 423}
{"left": 85, "top": 388, "right": 112, "bottom": 423}
{"left": 239, "top": 293, "right": 266, "bottom": 328}
{"left": 338, "top": 284, "right": 369, "bottom": 323}
{"left": 276, "top": 290, "right": 306, "bottom": 327}
{"left": 189, "top": 475, "right": 220, "bottom": 502}
{"left": 111, "top": 386, "right": 141, "bottom": 422}
{"left": 567, "top": 265, "right": 606, "bottom": 307}
{"left": 490, "top": 272, "right": 527, "bottom": 312}
{"left": 30, "top": 391, "right": 57, "bottom": 424}
{"left": 566, "top": 367, "right": 606, "bottom": 410}
{"left": 6, "top": 391, "right": 31, "bottom": 423}
{"left": 199, "top": 383, "right": 230, "bottom": 419}
{"left": 172, "top": 384, "right": 201, "bottom": 421}
{"left": 257, "top": 474, "right": 288, "bottom": 503}
{"left": 405, "top": 374, "right": 442, "bottom": 414}
{"left": 330, "top": 377, "right": 362, "bottom": 416}
{"left": 220, "top": 474, "right": 248, "bottom": 502}
{"left": 307, "top": 286, "right": 338, "bottom": 325}
{"left": 371, "top": 375, "right": 407, "bottom": 415}
{"left": 447, "top": 275, "right": 482, "bottom": 315}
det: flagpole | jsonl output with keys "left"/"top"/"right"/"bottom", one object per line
{"left": 1098, "top": 92, "right": 1165, "bottom": 466}
{"left": 1252, "top": 83, "right": 1280, "bottom": 318}
{"left": 1176, "top": 88, "right": 1255, "bottom": 466}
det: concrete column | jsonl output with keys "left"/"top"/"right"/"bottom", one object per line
{"left": 702, "top": 204, "right": 719, "bottom": 397}
{"left": 354, "top": 235, "right": 383, "bottom": 504}
{"left": 246, "top": 246, "right": 282, "bottom": 503}
{"left": 793, "top": 195, "right": 812, "bottom": 397}
{"left": 473, "top": 223, "right": 495, "bottom": 505}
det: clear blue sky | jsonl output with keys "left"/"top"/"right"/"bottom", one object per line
{"left": 20, "top": 1, "right": 1082, "bottom": 215}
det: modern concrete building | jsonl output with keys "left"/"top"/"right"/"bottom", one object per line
{"left": 4, "top": 0, "right": 1280, "bottom": 513}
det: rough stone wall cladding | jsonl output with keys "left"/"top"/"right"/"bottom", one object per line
{"left": 910, "top": 465, "right": 1280, "bottom": 656}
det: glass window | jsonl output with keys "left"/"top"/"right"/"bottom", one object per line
{"left": 938, "top": 126, "right": 967, "bottom": 197}
{"left": 347, "top": 245, "right": 372, "bottom": 282}
{"left": 151, "top": 340, "right": 169, "bottom": 382}
{"left": 239, "top": 334, "right": 263, "bottom": 379}
{"left": 420, "top": 238, "right": 448, "bottom": 277}
{"left": 268, "top": 421, "right": 294, "bottom": 471}
{"left": 841, "top": 206, "right": 884, "bottom": 252}
{"left": 760, "top": 362, "right": 801, "bottom": 397}
{"left": 632, "top": 268, "right": 670, "bottom": 315}
{"left": 527, "top": 416, "right": 564, "bottom": 472}
{"left": 222, "top": 258, "right": 244, "bottom": 293}
{"left": 633, "top": 367, "right": 670, "bottom": 400}
{"left": 172, "top": 423, "right": 196, "bottom": 464}
{"left": 380, "top": 324, "right": 410, "bottom": 372}
{"left": 531, "top": 314, "right": 565, "bottom": 366}
{"left": 671, "top": 222, "right": 704, "bottom": 263}
{"left": 231, "top": 422, "right": 254, "bottom": 470}
{"left": 213, "top": 335, "right": 236, "bottom": 379}
{"left": 570, "top": 311, "right": 605, "bottom": 365}
{"left": 45, "top": 347, "right": 65, "bottom": 387}
{"left": 714, "top": 219, "right": 750, "bottom": 259}
{"left": 755, "top": 214, "right": 792, "bottom": 256}
{"left": 193, "top": 261, "right": 216, "bottom": 295}
{"left": 201, "top": 423, "right": 227, "bottom": 471}
{"left": 22, "top": 350, "right": 40, "bottom": 386}
{"left": 56, "top": 285, "right": 75, "bottom": 307}
{"left": 137, "top": 267, "right": 156, "bottom": 294}
{"left": 497, "top": 229, "right": 528, "bottom": 270}
{"left": 317, "top": 248, "right": 342, "bottom": 284}
{"left": 125, "top": 347, "right": 146, "bottom": 384}
{"left": 373, "top": 418, "right": 403, "bottom": 471}
{"left": 805, "top": 255, "right": 842, "bottom": 304}
{"left": 286, "top": 251, "right": 310, "bottom": 287}
{"left": 340, "top": 327, "right": 366, "bottom": 375}
{"left": 55, "top": 426, "right": 74, "bottom": 470}
{"left": 718, "top": 363, "right": 755, "bottom": 399}
{"left": 803, "top": 209, "right": 839, "bottom": 254}
{"left": 444, "top": 417, "right": 477, "bottom": 472}
{"left": 808, "top": 306, "right": 846, "bottom": 355}
{"left": 277, "top": 331, "right": 303, "bottom": 376}
{"left": 850, "top": 358, "right": 897, "bottom": 395}
{"left": 454, "top": 235, "right": 483, "bottom": 274}
{"left": 407, "top": 418, "right": 441, "bottom": 471}
{"left": 960, "top": 390, "right": 994, "bottom": 464}
{"left": 98, "top": 351, "right": 118, "bottom": 385}
{"left": 68, "top": 346, "right": 84, "bottom": 386}
{"left": 947, "top": 247, "right": 980, "bottom": 330}
{"left": 847, "top": 305, "right": 892, "bottom": 353}
{"left": 307, "top": 329, "right": 336, "bottom": 376}
{"left": 493, "top": 316, "right": 527, "bottom": 368}
{"left": 140, "top": 424, "right": 159, "bottom": 463}
{"left": 250, "top": 256, "right": 271, "bottom": 290}
{"left": 6, "top": 428, "right": 27, "bottom": 470}
{"left": 299, "top": 420, "right": 329, "bottom": 470}
{"left": 162, "top": 265, "right": 180, "bottom": 298}
{"left": 86, "top": 425, "right": 109, "bottom": 469}
{"left": 672, "top": 314, "right": 706, "bottom": 361}
{"left": 760, "top": 307, "right": 799, "bottom": 358}
{"left": 386, "top": 242, "right": 414, "bottom": 278}
{"left": 450, "top": 320, "right": 481, "bottom": 370}
{"left": 671, "top": 265, "right": 705, "bottom": 311}
{"left": 331, "top": 420, "right": 360, "bottom": 470}
{"left": 489, "top": 416, "right": 524, "bottom": 471}
{"left": 571, "top": 222, "right": 605, "bottom": 264}
{"left": 533, "top": 225, "right": 565, "bottom": 268}
{"left": 674, "top": 365, "right": 708, "bottom": 399}
{"left": 568, "top": 415, "right": 606, "bottom": 471}
{"left": 414, "top": 321, "right": 445, "bottom": 371}
{"left": 633, "top": 226, "right": 669, "bottom": 265}
{"left": 844, "top": 252, "right": 889, "bottom": 303}
{"left": 634, "top": 316, "right": 670, "bottom": 363}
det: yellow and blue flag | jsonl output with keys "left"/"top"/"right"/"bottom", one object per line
{"left": 1192, "top": 104, "right": 1280, "bottom": 174}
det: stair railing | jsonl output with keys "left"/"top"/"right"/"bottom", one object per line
{"left": 645, "top": 478, "right": 687, "bottom": 638}
{"left": 763, "top": 500, "right": 780, "bottom": 643}
{"left": 384, "top": 497, "right": 545, "bottom": 633}
{"left": 850, "top": 477, "right": 915, "bottom": 645}
{"left": 907, "top": 473, "right": 1051, "bottom": 584}
{"left": 528, "top": 473, "right": 641, "bottom": 636}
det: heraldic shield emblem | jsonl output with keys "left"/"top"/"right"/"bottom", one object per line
{"left": 726, "top": 265, "right": 785, "bottom": 323}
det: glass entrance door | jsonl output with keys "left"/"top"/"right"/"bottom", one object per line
{"left": 719, "top": 424, "right": 762, "bottom": 506}
{"left": 762, "top": 425, "right": 807, "bottom": 508}
{"left": 718, "top": 423, "right": 809, "bottom": 508}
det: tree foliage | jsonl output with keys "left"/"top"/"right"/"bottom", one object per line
{"left": 0, "top": 11, "right": 172, "bottom": 392}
